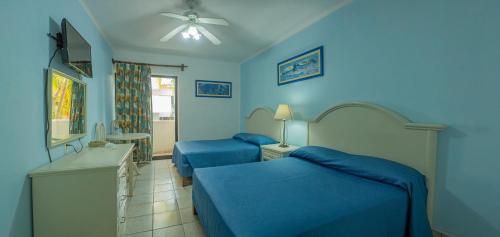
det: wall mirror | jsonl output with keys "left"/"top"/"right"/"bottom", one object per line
{"left": 48, "top": 68, "right": 87, "bottom": 147}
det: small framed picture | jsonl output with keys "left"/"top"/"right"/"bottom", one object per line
{"left": 195, "top": 80, "right": 232, "bottom": 98}
{"left": 277, "top": 46, "right": 324, "bottom": 86}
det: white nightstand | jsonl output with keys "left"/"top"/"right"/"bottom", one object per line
{"left": 261, "top": 144, "right": 300, "bottom": 161}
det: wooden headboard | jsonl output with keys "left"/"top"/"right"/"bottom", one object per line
{"left": 308, "top": 102, "right": 445, "bottom": 225}
{"left": 245, "top": 107, "right": 281, "bottom": 141}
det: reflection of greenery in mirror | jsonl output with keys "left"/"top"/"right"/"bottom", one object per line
{"left": 49, "top": 68, "right": 86, "bottom": 147}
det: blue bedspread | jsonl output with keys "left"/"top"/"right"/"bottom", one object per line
{"left": 290, "top": 146, "right": 433, "bottom": 237}
{"left": 193, "top": 146, "right": 432, "bottom": 237}
{"left": 193, "top": 160, "right": 407, "bottom": 236}
{"left": 172, "top": 138, "right": 260, "bottom": 177}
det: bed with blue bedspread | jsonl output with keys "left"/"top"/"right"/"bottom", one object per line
{"left": 172, "top": 133, "right": 277, "bottom": 177}
{"left": 192, "top": 146, "right": 433, "bottom": 237}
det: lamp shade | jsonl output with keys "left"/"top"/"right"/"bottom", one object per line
{"left": 274, "top": 104, "right": 292, "bottom": 120}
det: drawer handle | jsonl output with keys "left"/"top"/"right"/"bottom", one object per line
{"left": 120, "top": 216, "right": 126, "bottom": 223}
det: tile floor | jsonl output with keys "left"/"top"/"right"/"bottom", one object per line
{"left": 124, "top": 160, "right": 206, "bottom": 237}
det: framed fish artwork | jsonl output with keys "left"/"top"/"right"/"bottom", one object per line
{"left": 277, "top": 46, "right": 324, "bottom": 86}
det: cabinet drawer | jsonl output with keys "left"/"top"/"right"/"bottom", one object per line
{"left": 117, "top": 161, "right": 128, "bottom": 192}
{"left": 117, "top": 215, "right": 126, "bottom": 236}
{"left": 117, "top": 177, "right": 128, "bottom": 198}
{"left": 117, "top": 193, "right": 127, "bottom": 236}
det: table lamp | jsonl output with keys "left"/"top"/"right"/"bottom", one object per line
{"left": 274, "top": 104, "right": 293, "bottom": 148}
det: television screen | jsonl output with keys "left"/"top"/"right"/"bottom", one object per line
{"left": 61, "top": 18, "right": 92, "bottom": 78}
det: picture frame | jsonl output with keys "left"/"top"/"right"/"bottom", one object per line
{"left": 195, "top": 80, "right": 232, "bottom": 98}
{"left": 277, "top": 46, "right": 324, "bottom": 86}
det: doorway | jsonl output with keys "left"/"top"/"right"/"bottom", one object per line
{"left": 151, "top": 75, "right": 178, "bottom": 159}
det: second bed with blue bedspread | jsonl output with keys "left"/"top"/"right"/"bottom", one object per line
{"left": 172, "top": 133, "right": 277, "bottom": 177}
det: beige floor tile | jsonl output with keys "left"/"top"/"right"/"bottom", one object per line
{"left": 154, "top": 170, "right": 169, "bottom": 174}
{"left": 155, "top": 167, "right": 171, "bottom": 172}
{"left": 137, "top": 164, "right": 155, "bottom": 172}
{"left": 154, "top": 165, "right": 168, "bottom": 169}
{"left": 154, "top": 160, "right": 169, "bottom": 164}
{"left": 127, "top": 203, "right": 153, "bottom": 217}
{"left": 135, "top": 185, "right": 154, "bottom": 195}
{"left": 135, "top": 180, "right": 155, "bottom": 189}
{"left": 170, "top": 171, "right": 181, "bottom": 177}
{"left": 138, "top": 169, "right": 154, "bottom": 175}
{"left": 179, "top": 208, "right": 195, "bottom": 224}
{"left": 154, "top": 191, "right": 175, "bottom": 202}
{"left": 155, "top": 183, "right": 174, "bottom": 192}
{"left": 130, "top": 194, "right": 154, "bottom": 205}
{"left": 171, "top": 172, "right": 182, "bottom": 178}
{"left": 125, "top": 230, "right": 152, "bottom": 237}
{"left": 155, "top": 165, "right": 170, "bottom": 170}
{"left": 155, "top": 178, "right": 173, "bottom": 185}
{"left": 136, "top": 172, "right": 155, "bottom": 181}
{"left": 153, "top": 225, "right": 185, "bottom": 237}
{"left": 171, "top": 178, "right": 183, "bottom": 185}
{"left": 154, "top": 200, "right": 178, "bottom": 213}
{"left": 183, "top": 220, "right": 206, "bottom": 237}
{"left": 177, "top": 196, "right": 192, "bottom": 209}
{"left": 172, "top": 180, "right": 185, "bottom": 189}
{"left": 126, "top": 161, "right": 207, "bottom": 237}
{"left": 155, "top": 175, "right": 172, "bottom": 180}
{"left": 153, "top": 211, "right": 182, "bottom": 229}
{"left": 139, "top": 164, "right": 154, "bottom": 169}
{"left": 174, "top": 185, "right": 192, "bottom": 191}
{"left": 175, "top": 189, "right": 192, "bottom": 199}
{"left": 126, "top": 215, "right": 152, "bottom": 235}
{"left": 138, "top": 168, "right": 154, "bottom": 174}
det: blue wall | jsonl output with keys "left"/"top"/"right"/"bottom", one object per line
{"left": 0, "top": 0, "right": 114, "bottom": 236}
{"left": 241, "top": 0, "right": 500, "bottom": 236}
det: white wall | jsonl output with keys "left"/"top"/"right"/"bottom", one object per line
{"left": 113, "top": 49, "right": 241, "bottom": 141}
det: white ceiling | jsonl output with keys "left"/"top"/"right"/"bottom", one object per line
{"left": 81, "top": 0, "right": 349, "bottom": 62}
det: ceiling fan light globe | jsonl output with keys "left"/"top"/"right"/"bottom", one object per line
{"left": 193, "top": 33, "right": 201, "bottom": 40}
{"left": 188, "top": 26, "right": 198, "bottom": 36}
{"left": 181, "top": 31, "right": 191, "bottom": 39}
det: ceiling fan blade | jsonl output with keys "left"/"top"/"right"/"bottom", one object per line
{"left": 160, "top": 12, "right": 189, "bottom": 21}
{"left": 160, "top": 24, "right": 188, "bottom": 42}
{"left": 198, "top": 18, "right": 229, "bottom": 26}
{"left": 196, "top": 25, "right": 221, "bottom": 45}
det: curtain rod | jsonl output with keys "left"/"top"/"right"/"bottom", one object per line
{"left": 112, "top": 59, "right": 188, "bottom": 71}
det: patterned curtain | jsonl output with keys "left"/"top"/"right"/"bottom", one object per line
{"left": 69, "top": 81, "right": 85, "bottom": 134}
{"left": 114, "top": 63, "right": 153, "bottom": 163}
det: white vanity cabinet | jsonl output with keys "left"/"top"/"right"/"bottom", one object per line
{"left": 29, "top": 144, "right": 135, "bottom": 237}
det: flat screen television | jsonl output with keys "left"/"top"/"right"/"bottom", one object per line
{"left": 61, "top": 18, "right": 93, "bottom": 78}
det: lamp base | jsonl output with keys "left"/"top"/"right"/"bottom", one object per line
{"left": 278, "top": 143, "right": 289, "bottom": 148}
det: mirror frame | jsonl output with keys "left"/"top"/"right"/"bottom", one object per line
{"left": 47, "top": 68, "right": 87, "bottom": 148}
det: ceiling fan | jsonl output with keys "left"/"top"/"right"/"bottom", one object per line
{"left": 159, "top": 9, "right": 229, "bottom": 45}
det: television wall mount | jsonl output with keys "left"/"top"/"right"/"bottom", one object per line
{"left": 47, "top": 32, "right": 63, "bottom": 49}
